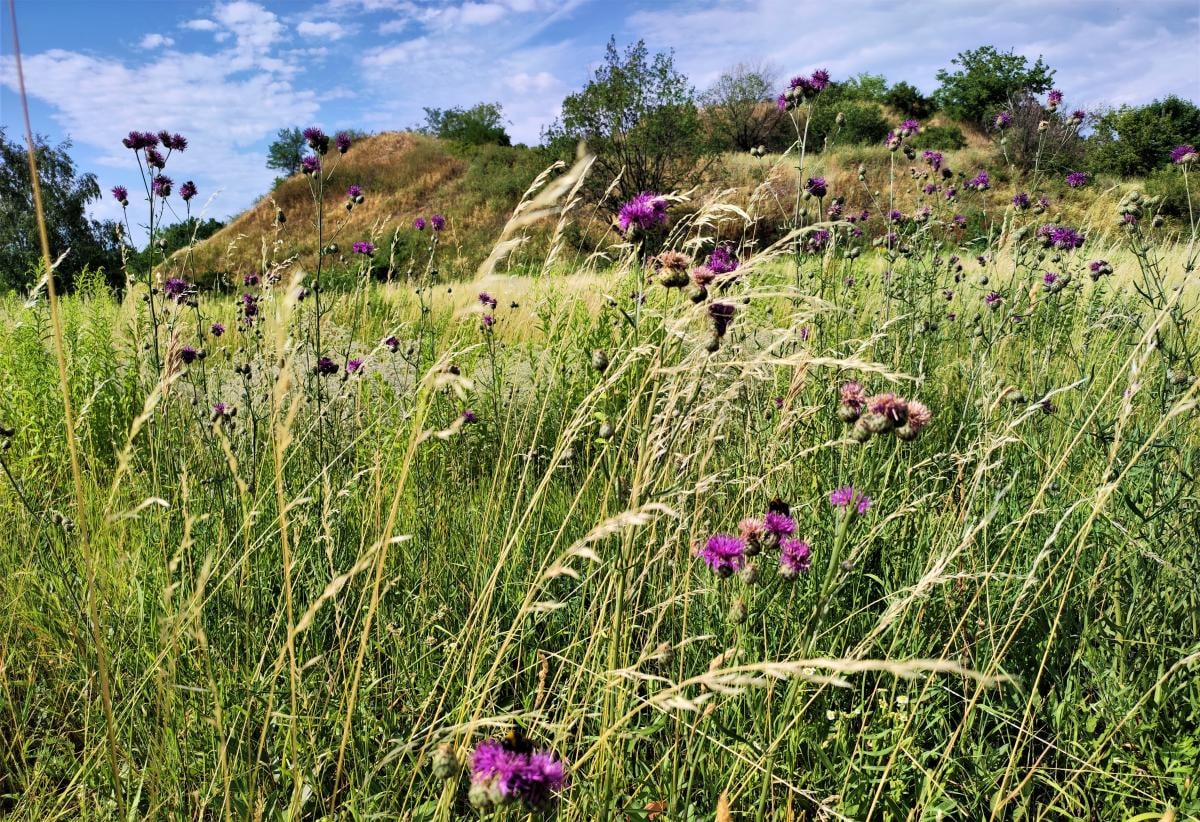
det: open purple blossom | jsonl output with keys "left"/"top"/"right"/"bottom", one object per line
{"left": 1069, "top": 109, "right": 1086, "bottom": 124}
{"left": 1045, "top": 225, "right": 1085, "bottom": 250}
{"left": 315, "top": 356, "right": 338, "bottom": 376}
{"left": 922, "top": 150, "right": 943, "bottom": 170}
{"left": 922, "top": 183, "right": 939, "bottom": 195}
{"left": 779, "top": 538, "right": 812, "bottom": 577}
{"left": 243, "top": 272, "right": 260, "bottom": 286}
{"left": 157, "top": 131, "right": 187, "bottom": 151}
{"left": 179, "top": 345, "right": 198, "bottom": 365}
{"left": 993, "top": 111, "right": 1012, "bottom": 130}
{"left": 151, "top": 175, "right": 173, "bottom": 197}
{"left": 122, "top": 130, "right": 159, "bottom": 150}
{"left": 1171, "top": 145, "right": 1197, "bottom": 164}
{"left": 888, "top": 209, "right": 904, "bottom": 223}
{"left": 353, "top": 241, "right": 376, "bottom": 255}
{"left": 985, "top": 291, "right": 1003, "bottom": 309}
{"left": 210, "top": 323, "right": 225, "bottom": 337}
{"left": 301, "top": 155, "right": 320, "bottom": 174}
{"left": 163, "top": 277, "right": 190, "bottom": 301}
{"left": 413, "top": 216, "right": 426, "bottom": 231}
{"left": 699, "top": 534, "right": 746, "bottom": 577}
{"left": 111, "top": 185, "right": 128, "bottom": 205}
{"left": 763, "top": 511, "right": 796, "bottom": 539}
{"left": 804, "top": 176, "right": 827, "bottom": 198}
{"left": 1012, "top": 192, "right": 1030, "bottom": 209}
{"left": 829, "top": 486, "right": 871, "bottom": 514}
{"left": 1047, "top": 89, "right": 1063, "bottom": 108}
{"left": 804, "top": 229, "right": 830, "bottom": 254}
{"left": 1065, "top": 171, "right": 1088, "bottom": 188}
{"left": 827, "top": 200, "right": 843, "bottom": 218}
{"left": 303, "top": 126, "right": 329, "bottom": 154}
{"left": 899, "top": 118, "right": 920, "bottom": 136}
{"left": 179, "top": 180, "right": 197, "bottom": 202}
{"left": 840, "top": 381, "right": 867, "bottom": 413}
{"left": 945, "top": 187, "right": 959, "bottom": 201}
{"left": 470, "top": 738, "right": 566, "bottom": 809}
{"left": 706, "top": 245, "right": 739, "bottom": 275}
{"left": 431, "top": 214, "right": 446, "bottom": 231}
{"left": 145, "top": 147, "right": 167, "bottom": 169}
{"left": 479, "top": 292, "right": 498, "bottom": 309}
{"left": 346, "top": 358, "right": 363, "bottom": 374}
{"left": 347, "top": 185, "right": 362, "bottom": 198}
{"left": 617, "top": 192, "right": 669, "bottom": 235}
{"left": 1043, "top": 271, "right": 1059, "bottom": 286}
{"left": 461, "top": 409, "right": 478, "bottom": 424}
{"left": 335, "top": 131, "right": 352, "bottom": 153}
{"left": 968, "top": 170, "right": 990, "bottom": 191}
{"left": 809, "top": 68, "right": 830, "bottom": 90}
{"left": 384, "top": 335, "right": 400, "bottom": 351}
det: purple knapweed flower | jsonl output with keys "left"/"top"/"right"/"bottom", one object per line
{"left": 1012, "top": 192, "right": 1030, "bottom": 210}
{"left": 699, "top": 534, "right": 746, "bottom": 577}
{"left": 121, "top": 130, "right": 158, "bottom": 150}
{"left": 303, "top": 126, "right": 328, "bottom": 153}
{"left": 158, "top": 131, "right": 187, "bottom": 151}
{"left": 706, "top": 245, "right": 739, "bottom": 275}
{"left": 993, "top": 111, "right": 1012, "bottom": 130}
{"left": 301, "top": 155, "right": 321, "bottom": 174}
{"left": 180, "top": 345, "right": 199, "bottom": 364}
{"left": 923, "top": 183, "right": 939, "bottom": 195}
{"left": 211, "top": 323, "right": 225, "bottom": 337}
{"left": 413, "top": 216, "right": 426, "bottom": 231}
{"left": 1171, "top": 145, "right": 1197, "bottom": 164}
{"left": 899, "top": 118, "right": 920, "bottom": 136}
{"left": 1043, "top": 271, "right": 1059, "bottom": 285}
{"left": 145, "top": 147, "right": 167, "bottom": 169}
{"left": 923, "top": 150, "right": 943, "bottom": 170}
{"left": 888, "top": 209, "right": 904, "bottom": 223}
{"left": 315, "top": 356, "right": 338, "bottom": 376}
{"left": 952, "top": 213, "right": 966, "bottom": 228}
{"left": 829, "top": 485, "right": 871, "bottom": 514}
{"left": 708, "top": 301, "right": 736, "bottom": 337}
{"left": 179, "top": 180, "right": 197, "bottom": 202}
{"left": 617, "top": 192, "right": 669, "bottom": 235}
{"left": 431, "top": 214, "right": 446, "bottom": 231}
{"left": 346, "top": 358, "right": 363, "bottom": 374}
{"left": 985, "top": 291, "right": 1003, "bottom": 309}
{"left": 479, "top": 292, "right": 498, "bottom": 309}
{"left": 804, "top": 229, "right": 830, "bottom": 254}
{"left": 347, "top": 184, "right": 363, "bottom": 198}
{"left": 804, "top": 176, "right": 827, "bottom": 198}
{"left": 243, "top": 272, "right": 260, "bottom": 286}
{"left": 1047, "top": 89, "right": 1063, "bottom": 109}
{"left": 335, "top": 131, "right": 352, "bottom": 153}
{"left": 151, "top": 175, "right": 173, "bottom": 197}
{"left": 763, "top": 510, "right": 796, "bottom": 539}
{"left": 469, "top": 738, "right": 567, "bottom": 810}
{"left": 353, "top": 241, "right": 376, "bottom": 255}
{"left": 809, "top": 68, "right": 830, "bottom": 90}
{"left": 384, "top": 335, "right": 400, "bottom": 351}
{"left": 1065, "top": 171, "right": 1088, "bottom": 188}
{"left": 827, "top": 200, "right": 843, "bottom": 218}
{"left": 779, "top": 538, "right": 812, "bottom": 578}
{"left": 163, "top": 277, "right": 190, "bottom": 301}
{"left": 968, "top": 170, "right": 990, "bottom": 191}
{"left": 461, "top": 409, "right": 478, "bottom": 424}
{"left": 111, "top": 185, "right": 129, "bottom": 205}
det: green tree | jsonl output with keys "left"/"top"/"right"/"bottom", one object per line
{"left": 840, "top": 72, "right": 889, "bottom": 102}
{"left": 126, "top": 217, "right": 225, "bottom": 274}
{"left": 701, "top": 62, "right": 785, "bottom": 151}
{"left": 1086, "top": 96, "right": 1200, "bottom": 177}
{"left": 266, "top": 126, "right": 306, "bottom": 177}
{"left": 422, "top": 102, "right": 511, "bottom": 146}
{"left": 885, "top": 81, "right": 935, "bottom": 119}
{"left": 934, "top": 46, "right": 1055, "bottom": 124}
{"left": 0, "top": 128, "right": 121, "bottom": 292}
{"left": 545, "top": 37, "right": 712, "bottom": 203}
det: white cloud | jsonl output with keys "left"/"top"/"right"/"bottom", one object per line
{"left": 182, "top": 18, "right": 219, "bottom": 32}
{"left": 507, "top": 71, "right": 560, "bottom": 94}
{"left": 297, "top": 20, "right": 350, "bottom": 40}
{"left": 139, "top": 34, "right": 175, "bottom": 49}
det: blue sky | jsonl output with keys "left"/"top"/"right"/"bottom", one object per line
{"left": 2, "top": 0, "right": 1198, "bottom": 232}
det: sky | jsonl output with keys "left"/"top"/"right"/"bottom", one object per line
{"left": 2, "top": 0, "right": 1198, "bottom": 232}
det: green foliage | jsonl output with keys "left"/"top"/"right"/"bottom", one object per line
{"left": 934, "top": 45, "right": 1055, "bottom": 124}
{"left": 839, "top": 72, "right": 889, "bottom": 102}
{"left": 1145, "top": 165, "right": 1195, "bottom": 219}
{"left": 885, "top": 81, "right": 936, "bottom": 119}
{"left": 458, "top": 143, "right": 553, "bottom": 207}
{"left": 421, "top": 102, "right": 511, "bottom": 147}
{"left": 545, "top": 38, "right": 713, "bottom": 203}
{"left": 908, "top": 124, "right": 967, "bottom": 150}
{"left": 811, "top": 102, "right": 891, "bottom": 150}
{"left": 1086, "top": 96, "right": 1200, "bottom": 177}
{"left": 126, "top": 217, "right": 225, "bottom": 274}
{"left": 266, "top": 126, "right": 306, "bottom": 176}
{"left": 702, "top": 62, "right": 785, "bottom": 152}
{"left": 0, "top": 128, "right": 121, "bottom": 292}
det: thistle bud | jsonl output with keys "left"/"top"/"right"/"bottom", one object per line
{"left": 1038, "top": 120, "right": 1049, "bottom": 133}
{"left": 591, "top": 349, "right": 609, "bottom": 373}
{"left": 739, "top": 563, "right": 760, "bottom": 585}
{"left": 835, "top": 111, "right": 846, "bottom": 125}
{"left": 431, "top": 743, "right": 459, "bottom": 780}
{"left": 727, "top": 597, "right": 748, "bottom": 625}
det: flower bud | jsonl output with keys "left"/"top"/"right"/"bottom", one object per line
{"left": 727, "top": 597, "right": 748, "bottom": 625}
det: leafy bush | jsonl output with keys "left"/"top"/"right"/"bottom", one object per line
{"left": 1145, "top": 165, "right": 1195, "bottom": 219}
{"left": 1086, "top": 97, "right": 1200, "bottom": 177}
{"left": 809, "top": 102, "right": 890, "bottom": 150}
{"left": 885, "top": 81, "right": 936, "bottom": 119}
{"left": 422, "top": 102, "right": 511, "bottom": 147}
{"left": 934, "top": 45, "right": 1055, "bottom": 124}
{"left": 701, "top": 63, "right": 786, "bottom": 152}
{"left": 908, "top": 124, "right": 967, "bottom": 150}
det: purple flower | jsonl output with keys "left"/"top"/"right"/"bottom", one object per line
{"left": 708, "top": 301, "right": 736, "bottom": 337}
{"left": 315, "top": 356, "right": 338, "bottom": 376}
{"left": 922, "top": 183, "right": 939, "bottom": 195}
{"left": 1043, "top": 271, "right": 1059, "bottom": 285}
{"left": 1065, "top": 171, "right": 1088, "bottom": 188}
{"left": 384, "top": 335, "right": 400, "bottom": 351}
{"left": 157, "top": 131, "right": 187, "bottom": 151}
{"left": 944, "top": 187, "right": 958, "bottom": 201}
{"left": 301, "top": 155, "right": 321, "bottom": 174}
{"left": 779, "top": 538, "right": 812, "bottom": 577}
{"left": 699, "top": 534, "right": 746, "bottom": 577}
{"left": 151, "top": 175, "right": 173, "bottom": 197}
{"left": 706, "top": 245, "right": 739, "bottom": 275}
{"left": 617, "top": 192, "right": 669, "bottom": 235}
{"left": 212, "top": 402, "right": 229, "bottom": 418}
{"left": 482, "top": 314, "right": 495, "bottom": 329}
{"left": 211, "top": 323, "right": 225, "bottom": 336}
{"left": 763, "top": 510, "right": 796, "bottom": 539}
{"left": 1069, "top": 109, "right": 1086, "bottom": 123}
{"left": 1170, "top": 144, "right": 1197, "bottom": 164}
{"left": 431, "top": 214, "right": 446, "bottom": 231}
{"left": 335, "top": 131, "right": 352, "bottom": 153}
{"left": 993, "top": 111, "right": 1012, "bottom": 130}
{"left": 243, "top": 272, "right": 260, "bottom": 286}
{"left": 470, "top": 739, "right": 567, "bottom": 809}
{"left": 179, "top": 180, "right": 197, "bottom": 202}
{"left": 163, "top": 277, "right": 190, "bottom": 301}
{"left": 1038, "top": 195, "right": 1051, "bottom": 209}
{"left": 968, "top": 170, "right": 990, "bottom": 191}
{"left": 1038, "top": 224, "right": 1085, "bottom": 250}
{"left": 922, "top": 150, "right": 943, "bottom": 170}
{"left": 180, "top": 345, "right": 199, "bottom": 364}
{"left": 347, "top": 184, "right": 363, "bottom": 198}
{"left": 111, "top": 185, "right": 129, "bottom": 204}
{"left": 804, "top": 176, "right": 827, "bottom": 198}
{"left": 985, "top": 291, "right": 1003, "bottom": 309}
{"left": 121, "top": 130, "right": 159, "bottom": 150}
{"left": 808, "top": 68, "right": 830, "bottom": 90}
{"left": 804, "top": 229, "right": 830, "bottom": 254}
{"left": 461, "top": 409, "right": 478, "bottom": 424}
{"left": 303, "top": 126, "right": 329, "bottom": 153}
{"left": 827, "top": 200, "right": 843, "bottom": 218}
{"left": 353, "top": 241, "right": 376, "bottom": 255}
{"left": 145, "top": 147, "right": 167, "bottom": 169}
{"left": 1047, "top": 89, "right": 1063, "bottom": 108}
{"left": 1012, "top": 192, "right": 1030, "bottom": 209}
{"left": 887, "top": 209, "right": 904, "bottom": 223}
{"left": 900, "top": 118, "right": 920, "bottom": 136}
{"left": 776, "top": 93, "right": 787, "bottom": 110}
{"left": 829, "top": 486, "right": 871, "bottom": 514}
{"left": 346, "top": 358, "right": 363, "bottom": 374}
{"left": 479, "top": 292, "right": 498, "bottom": 308}
{"left": 413, "top": 217, "right": 426, "bottom": 231}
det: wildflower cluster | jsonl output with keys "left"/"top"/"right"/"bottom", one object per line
{"left": 467, "top": 737, "right": 567, "bottom": 811}
{"left": 837, "top": 382, "right": 932, "bottom": 442}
